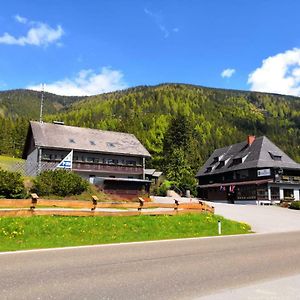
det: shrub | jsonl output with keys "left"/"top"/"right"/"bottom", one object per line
{"left": 157, "top": 180, "right": 176, "bottom": 196}
{"left": 33, "top": 169, "right": 88, "bottom": 197}
{"left": 289, "top": 201, "right": 300, "bottom": 210}
{"left": 0, "top": 168, "right": 26, "bottom": 198}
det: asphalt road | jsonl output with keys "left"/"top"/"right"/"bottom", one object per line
{"left": 1, "top": 232, "right": 300, "bottom": 299}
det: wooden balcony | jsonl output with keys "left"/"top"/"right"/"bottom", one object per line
{"left": 277, "top": 175, "right": 300, "bottom": 184}
{"left": 72, "top": 162, "right": 143, "bottom": 174}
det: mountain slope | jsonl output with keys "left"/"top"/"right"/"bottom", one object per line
{"left": 0, "top": 89, "right": 83, "bottom": 119}
{"left": 0, "top": 84, "right": 299, "bottom": 170}
{"left": 44, "top": 83, "right": 300, "bottom": 171}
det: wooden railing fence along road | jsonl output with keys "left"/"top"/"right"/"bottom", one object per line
{"left": 0, "top": 194, "right": 214, "bottom": 217}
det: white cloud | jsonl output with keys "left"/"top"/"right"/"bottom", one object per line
{"left": 0, "top": 16, "right": 64, "bottom": 47}
{"left": 14, "top": 15, "right": 28, "bottom": 24}
{"left": 27, "top": 67, "right": 128, "bottom": 96}
{"left": 221, "top": 68, "right": 236, "bottom": 78}
{"left": 248, "top": 48, "right": 300, "bottom": 96}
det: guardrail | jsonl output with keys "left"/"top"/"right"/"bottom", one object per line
{"left": 0, "top": 195, "right": 214, "bottom": 217}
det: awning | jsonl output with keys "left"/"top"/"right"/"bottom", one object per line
{"left": 198, "top": 179, "right": 273, "bottom": 188}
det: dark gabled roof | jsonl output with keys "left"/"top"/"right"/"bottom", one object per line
{"left": 196, "top": 136, "right": 300, "bottom": 177}
{"left": 23, "top": 121, "right": 151, "bottom": 158}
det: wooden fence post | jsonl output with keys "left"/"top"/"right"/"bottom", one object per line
{"left": 91, "top": 195, "right": 99, "bottom": 211}
{"left": 30, "top": 193, "right": 39, "bottom": 210}
{"left": 138, "top": 198, "right": 144, "bottom": 211}
{"left": 174, "top": 199, "right": 179, "bottom": 212}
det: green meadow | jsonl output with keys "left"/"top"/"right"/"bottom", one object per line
{"left": 0, "top": 214, "right": 251, "bottom": 251}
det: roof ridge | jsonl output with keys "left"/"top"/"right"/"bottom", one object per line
{"left": 31, "top": 121, "right": 136, "bottom": 137}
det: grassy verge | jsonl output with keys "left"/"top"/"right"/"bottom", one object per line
{"left": 0, "top": 214, "right": 251, "bottom": 251}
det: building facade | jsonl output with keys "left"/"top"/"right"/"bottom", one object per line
{"left": 196, "top": 136, "right": 300, "bottom": 204}
{"left": 22, "top": 121, "right": 152, "bottom": 197}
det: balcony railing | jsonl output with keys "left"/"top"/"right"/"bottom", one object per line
{"left": 276, "top": 175, "right": 300, "bottom": 184}
{"left": 72, "top": 162, "right": 143, "bottom": 174}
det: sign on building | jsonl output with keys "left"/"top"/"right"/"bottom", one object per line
{"left": 56, "top": 150, "right": 73, "bottom": 170}
{"left": 257, "top": 168, "right": 271, "bottom": 177}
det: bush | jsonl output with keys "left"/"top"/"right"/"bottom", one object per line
{"left": 0, "top": 168, "right": 26, "bottom": 198}
{"left": 289, "top": 201, "right": 300, "bottom": 210}
{"left": 157, "top": 180, "right": 176, "bottom": 196}
{"left": 33, "top": 169, "right": 88, "bottom": 197}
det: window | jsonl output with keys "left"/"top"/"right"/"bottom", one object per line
{"left": 212, "top": 154, "right": 224, "bottom": 164}
{"left": 127, "top": 160, "right": 136, "bottom": 166}
{"left": 42, "top": 153, "right": 49, "bottom": 160}
{"left": 284, "top": 189, "right": 294, "bottom": 199}
{"left": 233, "top": 158, "right": 242, "bottom": 165}
{"left": 271, "top": 187, "right": 280, "bottom": 200}
{"left": 216, "top": 161, "right": 225, "bottom": 169}
{"left": 269, "top": 152, "right": 282, "bottom": 161}
{"left": 69, "top": 138, "right": 75, "bottom": 143}
{"left": 90, "top": 141, "right": 96, "bottom": 146}
{"left": 87, "top": 157, "right": 95, "bottom": 163}
{"left": 213, "top": 157, "right": 219, "bottom": 163}
{"left": 107, "top": 142, "right": 116, "bottom": 148}
{"left": 107, "top": 159, "right": 118, "bottom": 165}
{"left": 205, "top": 167, "right": 212, "bottom": 173}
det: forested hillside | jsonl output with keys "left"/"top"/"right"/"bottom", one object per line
{"left": 0, "top": 89, "right": 82, "bottom": 156}
{"left": 0, "top": 89, "right": 82, "bottom": 118}
{"left": 1, "top": 84, "right": 300, "bottom": 173}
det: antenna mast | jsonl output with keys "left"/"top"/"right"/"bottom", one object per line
{"left": 39, "top": 83, "right": 44, "bottom": 123}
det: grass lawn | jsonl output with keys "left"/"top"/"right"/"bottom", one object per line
{"left": 0, "top": 213, "right": 251, "bottom": 251}
{"left": 0, "top": 155, "right": 24, "bottom": 171}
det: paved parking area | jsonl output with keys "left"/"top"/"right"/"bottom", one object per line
{"left": 152, "top": 196, "right": 300, "bottom": 233}
{"left": 208, "top": 202, "right": 300, "bottom": 233}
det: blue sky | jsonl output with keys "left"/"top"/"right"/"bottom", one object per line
{"left": 1, "top": 0, "right": 300, "bottom": 96}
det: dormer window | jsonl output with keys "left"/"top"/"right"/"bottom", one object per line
{"left": 205, "top": 167, "right": 213, "bottom": 173}
{"left": 213, "top": 157, "right": 219, "bottom": 163}
{"left": 212, "top": 154, "right": 224, "bottom": 164}
{"left": 69, "top": 138, "right": 75, "bottom": 143}
{"left": 107, "top": 142, "right": 116, "bottom": 148}
{"left": 242, "top": 153, "right": 249, "bottom": 163}
{"left": 233, "top": 158, "right": 242, "bottom": 165}
{"left": 269, "top": 152, "right": 282, "bottom": 161}
{"left": 216, "top": 157, "right": 230, "bottom": 169}
{"left": 216, "top": 161, "right": 225, "bottom": 169}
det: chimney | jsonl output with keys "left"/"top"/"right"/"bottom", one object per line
{"left": 247, "top": 135, "right": 256, "bottom": 146}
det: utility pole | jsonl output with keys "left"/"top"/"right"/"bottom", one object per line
{"left": 39, "top": 83, "right": 44, "bottom": 123}
{"left": 38, "top": 83, "right": 45, "bottom": 174}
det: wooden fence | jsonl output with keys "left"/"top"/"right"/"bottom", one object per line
{"left": 0, "top": 194, "right": 214, "bottom": 217}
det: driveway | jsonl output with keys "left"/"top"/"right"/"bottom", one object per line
{"left": 208, "top": 202, "right": 300, "bottom": 233}
{"left": 152, "top": 196, "right": 300, "bottom": 233}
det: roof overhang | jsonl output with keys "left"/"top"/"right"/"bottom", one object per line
{"left": 102, "top": 177, "right": 151, "bottom": 183}
{"left": 198, "top": 179, "right": 273, "bottom": 188}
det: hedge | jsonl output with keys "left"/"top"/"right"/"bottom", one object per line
{"left": 32, "top": 169, "right": 88, "bottom": 197}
